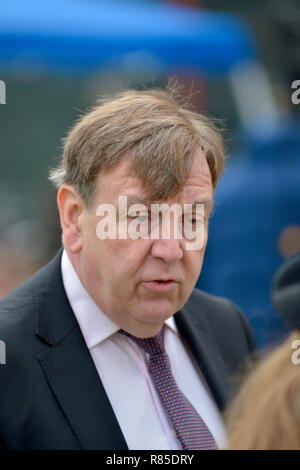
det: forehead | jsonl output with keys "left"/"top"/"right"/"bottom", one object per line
{"left": 94, "top": 148, "right": 213, "bottom": 204}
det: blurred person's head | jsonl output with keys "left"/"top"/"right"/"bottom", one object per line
{"left": 272, "top": 251, "right": 300, "bottom": 331}
{"left": 224, "top": 251, "right": 300, "bottom": 450}
{"left": 49, "top": 87, "right": 225, "bottom": 337}
{"left": 224, "top": 330, "right": 300, "bottom": 450}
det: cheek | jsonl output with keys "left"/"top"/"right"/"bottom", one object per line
{"left": 100, "top": 239, "right": 151, "bottom": 276}
{"left": 184, "top": 251, "right": 205, "bottom": 281}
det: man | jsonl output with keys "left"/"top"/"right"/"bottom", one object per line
{"left": 0, "top": 88, "right": 256, "bottom": 450}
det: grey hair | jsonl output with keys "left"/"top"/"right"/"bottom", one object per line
{"left": 49, "top": 87, "right": 225, "bottom": 207}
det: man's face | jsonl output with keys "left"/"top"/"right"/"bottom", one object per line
{"left": 74, "top": 147, "right": 214, "bottom": 336}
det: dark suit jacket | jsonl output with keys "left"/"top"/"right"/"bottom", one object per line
{"left": 0, "top": 248, "right": 256, "bottom": 449}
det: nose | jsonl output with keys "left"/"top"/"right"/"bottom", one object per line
{"left": 151, "top": 237, "right": 183, "bottom": 263}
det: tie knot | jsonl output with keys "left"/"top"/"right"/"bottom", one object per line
{"left": 119, "top": 327, "right": 165, "bottom": 355}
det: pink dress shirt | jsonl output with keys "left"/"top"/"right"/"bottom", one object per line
{"left": 61, "top": 249, "right": 227, "bottom": 450}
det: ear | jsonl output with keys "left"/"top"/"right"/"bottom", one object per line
{"left": 57, "top": 185, "right": 85, "bottom": 253}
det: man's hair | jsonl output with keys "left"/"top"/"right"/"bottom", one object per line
{"left": 49, "top": 87, "right": 225, "bottom": 207}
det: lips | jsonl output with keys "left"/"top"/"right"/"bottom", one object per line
{"left": 143, "top": 279, "right": 178, "bottom": 292}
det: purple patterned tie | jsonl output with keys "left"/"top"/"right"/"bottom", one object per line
{"left": 119, "top": 326, "right": 217, "bottom": 450}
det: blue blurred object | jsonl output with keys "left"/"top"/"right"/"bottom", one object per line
{"left": 197, "top": 119, "right": 300, "bottom": 349}
{"left": 0, "top": 0, "right": 256, "bottom": 75}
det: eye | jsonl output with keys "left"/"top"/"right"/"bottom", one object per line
{"left": 129, "top": 213, "right": 149, "bottom": 222}
{"left": 185, "top": 216, "right": 203, "bottom": 225}
{"left": 136, "top": 215, "right": 148, "bottom": 222}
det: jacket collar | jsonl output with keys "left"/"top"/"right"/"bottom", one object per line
{"left": 35, "top": 247, "right": 77, "bottom": 346}
{"left": 35, "top": 247, "right": 128, "bottom": 449}
{"left": 175, "top": 303, "right": 231, "bottom": 412}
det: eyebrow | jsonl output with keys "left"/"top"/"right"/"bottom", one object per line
{"left": 191, "top": 199, "right": 215, "bottom": 215}
{"left": 124, "top": 196, "right": 153, "bottom": 207}
{"left": 117, "top": 195, "right": 215, "bottom": 214}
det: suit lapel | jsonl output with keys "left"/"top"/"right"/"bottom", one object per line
{"left": 175, "top": 304, "right": 232, "bottom": 411}
{"left": 35, "top": 248, "right": 231, "bottom": 448}
{"left": 35, "top": 249, "right": 128, "bottom": 450}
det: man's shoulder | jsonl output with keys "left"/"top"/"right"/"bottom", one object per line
{"left": 183, "top": 287, "right": 256, "bottom": 353}
{"left": 0, "top": 251, "right": 61, "bottom": 338}
{"left": 186, "top": 286, "right": 242, "bottom": 320}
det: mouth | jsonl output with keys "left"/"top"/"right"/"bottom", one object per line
{"left": 143, "top": 279, "right": 178, "bottom": 292}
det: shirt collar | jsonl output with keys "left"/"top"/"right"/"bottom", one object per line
{"left": 61, "top": 249, "right": 178, "bottom": 349}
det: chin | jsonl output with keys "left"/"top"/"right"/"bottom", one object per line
{"left": 137, "top": 299, "right": 178, "bottom": 324}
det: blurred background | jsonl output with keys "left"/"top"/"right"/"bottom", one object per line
{"left": 0, "top": 0, "right": 299, "bottom": 350}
